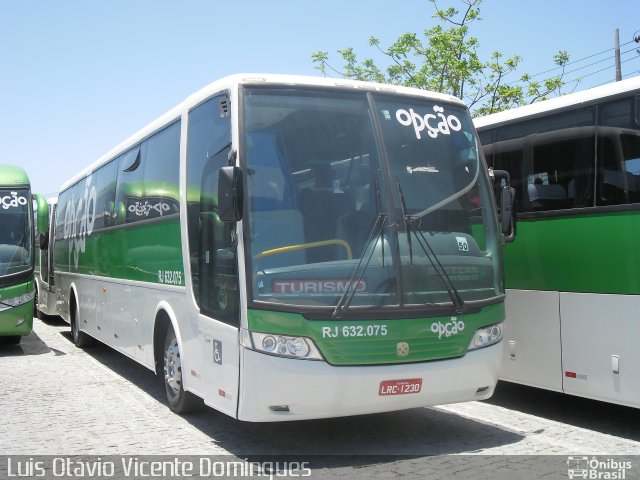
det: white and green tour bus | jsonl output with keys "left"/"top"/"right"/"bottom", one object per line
{"left": 475, "top": 75, "right": 640, "bottom": 409}
{"left": 34, "top": 196, "right": 58, "bottom": 319}
{"left": 0, "top": 164, "right": 47, "bottom": 344}
{"left": 54, "top": 74, "right": 514, "bottom": 421}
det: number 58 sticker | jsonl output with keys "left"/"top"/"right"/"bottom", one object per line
{"left": 456, "top": 236, "right": 469, "bottom": 252}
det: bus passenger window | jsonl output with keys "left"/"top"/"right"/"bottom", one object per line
{"left": 597, "top": 97, "right": 640, "bottom": 206}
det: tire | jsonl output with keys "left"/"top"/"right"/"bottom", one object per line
{"left": 33, "top": 287, "right": 39, "bottom": 317}
{"left": 71, "top": 302, "right": 93, "bottom": 348}
{"left": 34, "top": 286, "right": 48, "bottom": 320}
{"left": 4, "top": 335, "right": 21, "bottom": 345}
{"left": 162, "top": 324, "right": 202, "bottom": 413}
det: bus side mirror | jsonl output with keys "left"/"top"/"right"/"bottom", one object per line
{"left": 33, "top": 193, "right": 49, "bottom": 236}
{"left": 500, "top": 185, "right": 516, "bottom": 243}
{"left": 39, "top": 232, "right": 49, "bottom": 250}
{"left": 491, "top": 169, "right": 516, "bottom": 243}
{"left": 218, "top": 166, "right": 243, "bottom": 222}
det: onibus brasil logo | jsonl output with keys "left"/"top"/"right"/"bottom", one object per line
{"left": 63, "top": 176, "right": 96, "bottom": 270}
{"left": 567, "top": 456, "right": 632, "bottom": 479}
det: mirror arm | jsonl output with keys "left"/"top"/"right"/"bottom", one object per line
{"left": 491, "top": 169, "right": 517, "bottom": 243}
{"left": 218, "top": 165, "right": 243, "bottom": 222}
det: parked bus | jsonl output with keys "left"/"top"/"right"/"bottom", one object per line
{"left": 0, "top": 164, "right": 47, "bottom": 344}
{"left": 34, "top": 196, "right": 58, "bottom": 319}
{"left": 475, "top": 76, "right": 640, "bottom": 409}
{"left": 54, "top": 74, "right": 513, "bottom": 421}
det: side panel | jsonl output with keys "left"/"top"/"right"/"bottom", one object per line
{"left": 501, "top": 289, "right": 563, "bottom": 392}
{"left": 80, "top": 278, "right": 98, "bottom": 339}
{"left": 101, "top": 281, "right": 133, "bottom": 357}
{"left": 560, "top": 292, "right": 640, "bottom": 408}
{"left": 36, "top": 276, "right": 58, "bottom": 317}
{"left": 193, "top": 315, "right": 240, "bottom": 418}
{"left": 57, "top": 271, "right": 190, "bottom": 374}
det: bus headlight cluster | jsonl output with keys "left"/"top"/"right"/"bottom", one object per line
{"left": 0, "top": 290, "right": 35, "bottom": 309}
{"left": 244, "top": 330, "right": 323, "bottom": 360}
{"left": 468, "top": 323, "right": 503, "bottom": 351}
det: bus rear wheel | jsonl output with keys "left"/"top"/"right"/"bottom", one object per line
{"left": 163, "top": 324, "right": 202, "bottom": 414}
{"left": 71, "top": 302, "right": 93, "bottom": 348}
{"left": 4, "top": 335, "right": 21, "bottom": 345}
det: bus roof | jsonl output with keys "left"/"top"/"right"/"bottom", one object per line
{"left": 474, "top": 75, "right": 640, "bottom": 130}
{"left": 60, "top": 73, "right": 466, "bottom": 192}
{"left": 0, "top": 164, "right": 30, "bottom": 188}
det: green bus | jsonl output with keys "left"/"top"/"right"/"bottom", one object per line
{"left": 475, "top": 76, "right": 640, "bottom": 408}
{"left": 0, "top": 164, "right": 47, "bottom": 344}
{"left": 34, "top": 196, "right": 58, "bottom": 319}
{"left": 54, "top": 74, "right": 513, "bottom": 421}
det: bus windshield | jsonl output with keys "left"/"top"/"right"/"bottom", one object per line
{"left": 0, "top": 188, "right": 32, "bottom": 277}
{"left": 243, "top": 87, "right": 501, "bottom": 315}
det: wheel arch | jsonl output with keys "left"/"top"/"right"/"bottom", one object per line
{"left": 68, "top": 283, "right": 80, "bottom": 324}
{"left": 152, "top": 301, "right": 184, "bottom": 378}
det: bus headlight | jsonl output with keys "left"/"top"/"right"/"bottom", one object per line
{"left": 468, "top": 323, "right": 503, "bottom": 351}
{"left": 1, "top": 290, "right": 35, "bottom": 308}
{"left": 245, "top": 331, "right": 323, "bottom": 360}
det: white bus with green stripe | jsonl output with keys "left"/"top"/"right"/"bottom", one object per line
{"left": 0, "top": 164, "right": 48, "bottom": 344}
{"left": 54, "top": 74, "right": 513, "bottom": 421}
{"left": 475, "top": 76, "right": 640, "bottom": 409}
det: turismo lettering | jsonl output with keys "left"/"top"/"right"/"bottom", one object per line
{"left": 273, "top": 279, "right": 366, "bottom": 294}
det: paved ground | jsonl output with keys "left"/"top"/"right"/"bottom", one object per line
{"left": 1, "top": 317, "right": 638, "bottom": 479}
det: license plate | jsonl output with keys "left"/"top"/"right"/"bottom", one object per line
{"left": 378, "top": 378, "right": 422, "bottom": 396}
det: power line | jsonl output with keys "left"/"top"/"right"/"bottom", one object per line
{"left": 621, "top": 67, "right": 640, "bottom": 79}
{"left": 499, "top": 44, "right": 637, "bottom": 91}
{"left": 516, "top": 39, "right": 637, "bottom": 82}
{"left": 559, "top": 46, "right": 638, "bottom": 78}
{"left": 460, "top": 33, "right": 640, "bottom": 104}
{"left": 487, "top": 41, "right": 640, "bottom": 98}
{"left": 544, "top": 54, "right": 640, "bottom": 93}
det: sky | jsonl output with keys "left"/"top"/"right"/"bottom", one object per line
{"left": 1, "top": 0, "right": 638, "bottom": 196}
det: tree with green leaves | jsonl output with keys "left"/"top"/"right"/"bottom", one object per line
{"left": 312, "top": 0, "right": 575, "bottom": 116}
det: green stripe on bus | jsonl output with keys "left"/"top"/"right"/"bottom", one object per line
{"left": 504, "top": 209, "right": 640, "bottom": 294}
{"left": 54, "top": 217, "right": 184, "bottom": 285}
{"left": 248, "top": 302, "right": 504, "bottom": 365}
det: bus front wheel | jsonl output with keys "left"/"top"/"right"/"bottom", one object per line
{"left": 162, "top": 325, "right": 202, "bottom": 414}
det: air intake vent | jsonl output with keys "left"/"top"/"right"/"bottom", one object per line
{"left": 219, "top": 98, "right": 230, "bottom": 118}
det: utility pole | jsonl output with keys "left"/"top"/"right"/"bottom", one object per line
{"left": 615, "top": 28, "right": 622, "bottom": 81}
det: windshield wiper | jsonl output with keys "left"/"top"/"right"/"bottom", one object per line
{"left": 396, "top": 179, "right": 466, "bottom": 315}
{"left": 331, "top": 174, "right": 387, "bottom": 320}
{"left": 396, "top": 178, "right": 414, "bottom": 266}
{"left": 373, "top": 174, "right": 385, "bottom": 267}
